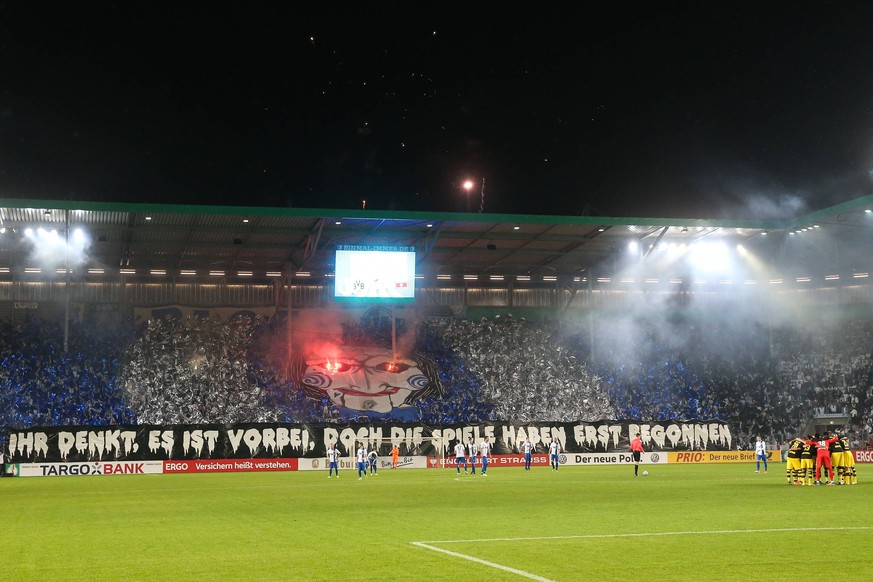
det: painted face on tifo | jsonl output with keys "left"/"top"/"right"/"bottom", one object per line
{"left": 302, "top": 347, "right": 429, "bottom": 413}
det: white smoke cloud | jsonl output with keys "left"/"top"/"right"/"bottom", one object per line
{"left": 740, "top": 192, "right": 808, "bottom": 220}
{"left": 23, "top": 227, "right": 91, "bottom": 271}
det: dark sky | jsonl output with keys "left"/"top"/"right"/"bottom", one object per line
{"left": 2, "top": 2, "right": 873, "bottom": 219}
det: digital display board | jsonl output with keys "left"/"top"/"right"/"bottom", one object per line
{"left": 334, "top": 245, "right": 415, "bottom": 302}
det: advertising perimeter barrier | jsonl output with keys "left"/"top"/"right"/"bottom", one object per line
{"left": 8, "top": 448, "right": 868, "bottom": 477}
{"left": 8, "top": 450, "right": 792, "bottom": 477}
{"left": 668, "top": 450, "right": 781, "bottom": 464}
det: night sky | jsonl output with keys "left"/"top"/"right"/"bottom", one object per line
{"left": 2, "top": 3, "right": 873, "bottom": 219}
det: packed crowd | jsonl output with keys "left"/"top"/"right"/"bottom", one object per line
{"left": 1, "top": 310, "right": 872, "bottom": 447}
{"left": 418, "top": 314, "right": 615, "bottom": 423}
{"left": 557, "top": 314, "right": 873, "bottom": 447}
{"left": 0, "top": 318, "right": 136, "bottom": 430}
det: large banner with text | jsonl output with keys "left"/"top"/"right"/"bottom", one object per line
{"left": 4, "top": 420, "right": 733, "bottom": 463}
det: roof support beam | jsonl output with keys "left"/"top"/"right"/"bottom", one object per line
{"left": 642, "top": 226, "right": 669, "bottom": 259}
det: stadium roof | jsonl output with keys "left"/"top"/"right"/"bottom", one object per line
{"left": 1, "top": 195, "right": 872, "bottom": 285}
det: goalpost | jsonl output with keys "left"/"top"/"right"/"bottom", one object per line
{"left": 408, "top": 436, "right": 449, "bottom": 469}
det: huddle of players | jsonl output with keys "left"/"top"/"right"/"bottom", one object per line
{"left": 785, "top": 432, "right": 857, "bottom": 486}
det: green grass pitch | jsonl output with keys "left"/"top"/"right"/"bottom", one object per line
{"left": 4, "top": 463, "right": 871, "bottom": 581}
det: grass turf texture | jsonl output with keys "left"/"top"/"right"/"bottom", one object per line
{"left": 4, "top": 464, "right": 871, "bottom": 581}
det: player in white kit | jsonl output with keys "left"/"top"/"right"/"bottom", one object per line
{"left": 327, "top": 443, "right": 341, "bottom": 478}
{"left": 454, "top": 441, "right": 467, "bottom": 473}
{"left": 479, "top": 436, "right": 492, "bottom": 476}
{"left": 522, "top": 437, "right": 533, "bottom": 471}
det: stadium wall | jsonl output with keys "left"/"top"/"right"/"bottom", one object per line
{"left": 5, "top": 280, "right": 873, "bottom": 322}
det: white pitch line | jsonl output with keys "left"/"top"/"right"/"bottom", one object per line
{"left": 411, "top": 541, "right": 555, "bottom": 582}
{"left": 412, "top": 526, "right": 873, "bottom": 581}
{"left": 415, "top": 525, "right": 873, "bottom": 545}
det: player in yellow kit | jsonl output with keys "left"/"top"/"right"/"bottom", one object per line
{"left": 785, "top": 436, "right": 805, "bottom": 485}
{"left": 799, "top": 436, "right": 816, "bottom": 486}
{"left": 840, "top": 434, "right": 857, "bottom": 484}
{"left": 829, "top": 434, "right": 846, "bottom": 484}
